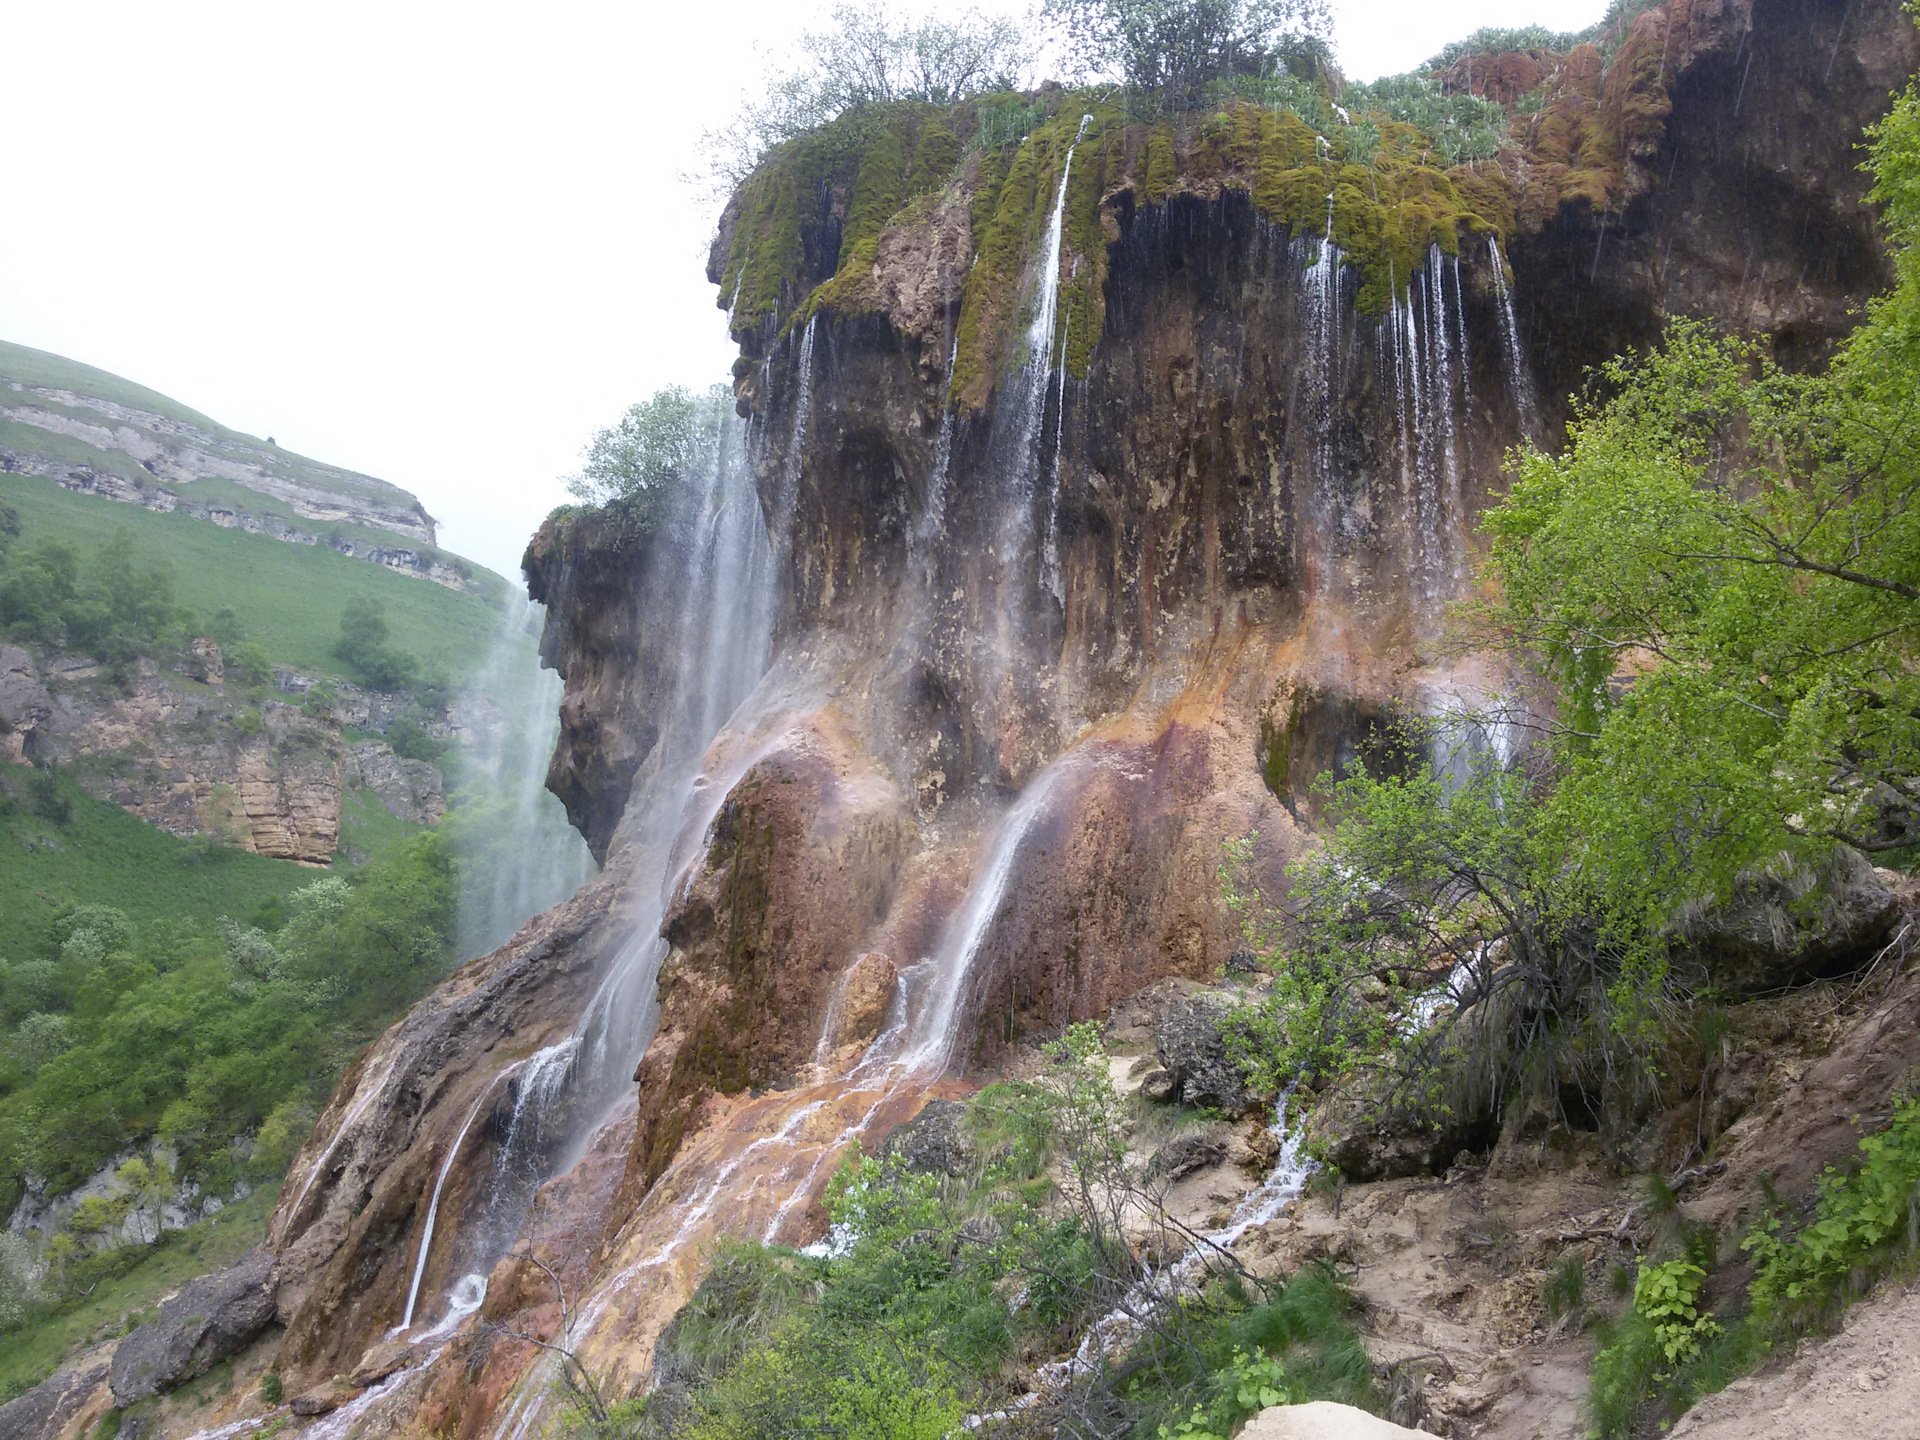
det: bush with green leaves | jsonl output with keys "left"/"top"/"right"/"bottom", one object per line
{"left": 563, "top": 385, "right": 739, "bottom": 541}
{"left": 0, "top": 831, "right": 455, "bottom": 1215}
{"left": 332, "top": 597, "right": 418, "bottom": 693}
{"left": 0, "top": 530, "right": 184, "bottom": 673}
{"left": 1744, "top": 1097, "right": 1920, "bottom": 1331}
{"left": 633, "top": 1027, "right": 1377, "bottom": 1439}
{"left": 1341, "top": 75, "right": 1506, "bottom": 164}
{"left": 1222, "top": 53, "right": 1920, "bottom": 1129}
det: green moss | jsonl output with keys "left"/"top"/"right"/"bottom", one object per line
{"left": 953, "top": 119, "right": 1049, "bottom": 406}
{"left": 717, "top": 125, "right": 852, "bottom": 340}
{"left": 722, "top": 80, "right": 1512, "bottom": 405}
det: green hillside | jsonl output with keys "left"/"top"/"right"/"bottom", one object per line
{"left": 0, "top": 340, "right": 229, "bottom": 431}
{"left": 2, "top": 475, "right": 504, "bottom": 682}
{"left": 0, "top": 339, "right": 432, "bottom": 538}
{"left": 0, "top": 767, "right": 307, "bottom": 959}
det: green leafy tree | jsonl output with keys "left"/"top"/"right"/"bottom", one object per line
{"left": 332, "top": 598, "right": 418, "bottom": 691}
{"left": 1043, "top": 0, "right": 1332, "bottom": 113}
{"left": 6, "top": 1012, "right": 73, "bottom": 1075}
{"left": 701, "top": 4, "right": 1027, "bottom": 187}
{"left": 564, "top": 384, "right": 733, "bottom": 534}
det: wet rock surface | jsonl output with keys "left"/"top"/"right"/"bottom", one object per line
{"left": 223, "top": 6, "right": 1920, "bottom": 1436}
{"left": 108, "top": 1250, "right": 277, "bottom": 1405}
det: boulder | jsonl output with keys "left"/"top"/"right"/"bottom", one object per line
{"left": 349, "top": 1336, "right": 418, "bottom": 1387}
{"left": 1240, "top": 1401, "right": 1427, "bottom": 1439}
{"left": 881, "top": 1098, "right": 973, "bottom": 1177}
{"left": 291, "top": 1381, "right": 358, "bottom": 1416}
{"left": 108, "top": 1250, "right": 277, "bottom": 1405}
{"left": 1309, "top": 1058, "right": 1498, "bottom": 1182}
{"left": 1148, "top": 1128, "right": 1229, "bottom": 1181}
{"left": 823, "top": 951, "right": 899, "bottom": 1053}
{"left": 1150, "top": 991, "right": 1255, "bottom": 1115}
{"left": 1672, "top": 847, "right": 1900, "bottom": 995}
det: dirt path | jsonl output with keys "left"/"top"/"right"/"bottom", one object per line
{"left": 1669, "top": 1282, "right": 1920, "bottom": 1439}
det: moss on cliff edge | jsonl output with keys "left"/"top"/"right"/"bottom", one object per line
{"left": 718, "top": 6, "right": 1720, "bottom": 408}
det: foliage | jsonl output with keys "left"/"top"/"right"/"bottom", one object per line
{"left": 1156, "top": 1347, "right": 1299, "bottom": 1439}
{"left": 0, "top": 476, "right": 504, "bottom": 688}
{"left": 1041, "top": 0, "right": 1332, "bottom": 114}
{"left": 645, "top": 1029, "right": 1375, "bottom": 1438}
{"left": 0, "top": 831, "right": 455, "bottom": 1213}
{"left": 1424, "top": 0, "right": 1664, "bottom": 69}
{"left": 1744, "top": 1097, "right": 1920, "bottom": 1331}
{"left": 1540, "top": 1252, "right": 1587, "bottom": 1325}
{"left": 0, "top": 764, "right": 307, "bottom": 962}
{"left": 1220, "top": 66, "right": 1920, "bottom": 1129}
{"left": 1218, "top": 724, "right": 1650, "bottom": 1117}
{"left": 1341, "top": 75, "right": 1506, "bottom": 166}
{"left": 332, "top": 598, "right": 419, "bottom": 692}
{"left": 700, "top": 3, "right": 1026, "bottom": 190}
{"left": 564, "top": 385, "right": 733, "bottom": 538}
{"left": 0, "top": 1186, "right": 272, "bottom": 1401}
{"left": 1631, "top": 1260, "right": 1720, "bottom": 1364}
{"left": 0, "top": 1232, "right": 49, "bottom": 1332}
{"left": 0, "top": 528, "right": 184, "bottom": 674}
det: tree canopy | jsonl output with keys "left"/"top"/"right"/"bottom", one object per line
{"left": 1042, "top": 0, "right": 1332, "bottom": 113}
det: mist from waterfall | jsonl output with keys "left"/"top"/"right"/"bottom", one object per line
{"left": 449, "top": 594, "right": 596, "bottom": 960}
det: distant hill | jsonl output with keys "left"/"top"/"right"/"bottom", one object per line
{"left": 0, "top": 339, "right": 478, "bottom": 592}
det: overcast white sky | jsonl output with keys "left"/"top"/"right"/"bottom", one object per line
{"left": 1, "top": 1, "right": 1607, "bottom": 580}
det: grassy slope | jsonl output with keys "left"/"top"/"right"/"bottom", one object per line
{"left": 0, "top": 766, "right": 310, "bottom": 959}
{"left": 3, "top": 475, "right": 505, "bottom": 680}
{"left": 0, "top": 339, "right": 408, "bottom": 512}
{"left": 0, "top": 337, "right": 505, "bottom": 587}
{"left": 0, "top": 1187, "right": 274, "bottom": 1399}
{"left": 0, "top": 340, "right": 228, "bottom": 431}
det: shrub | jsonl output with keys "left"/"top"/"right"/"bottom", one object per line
{"left": 1744, "top": 1097, "right": 1920, "bottom": 1331}
{"left": 332, "top": 599, "right": 418, "bottom": 692}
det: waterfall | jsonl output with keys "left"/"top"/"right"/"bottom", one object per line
{"left": 1489, "top": 237, "right": 1542, "bottom": 443}
{"left": 397, "top": 1082, "right": 498, "bottom": 1331}
{"left": 895, "top": 759, "right": 1074, "bottom": 1075}
{"left": 1026, "top": 115, "right": 1092, "bottom": 601}
{"left": 451, "top": 594, "right": 596, "bottom": 959}
{"left": 1301, "top": 199, "right": 1344, "bottom": 542}
{"left": 391, "top": 386, "right": 777, "bottom": 1339}
{"left": 776, "top": 316, "right": 820, "bottom": 545}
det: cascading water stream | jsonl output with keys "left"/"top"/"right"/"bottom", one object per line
{"left": 1489, "top": 237, "right": 1541, "bottom": 442}
{"left": 383, "top": 388, "right": 778, "bottom": 1344}
{"left": 397, "top": 1079, "right": 502, "bottom": 1332}
{"left": 895, "top": 760, "right": 1076, "bottom": 1075}
{"left": 960, "top": 1090, "right": 1316, "bottom": 1424}
{"left": 1027, "top": 115, "right": 1092, "bottom": 601}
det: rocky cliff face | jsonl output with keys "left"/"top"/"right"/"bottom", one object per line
{"left": 64, "top": 2, "right": 1915, "bottom": 1435}
{"left": 0, "top": 643, "right": 445, "bottom": 864}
